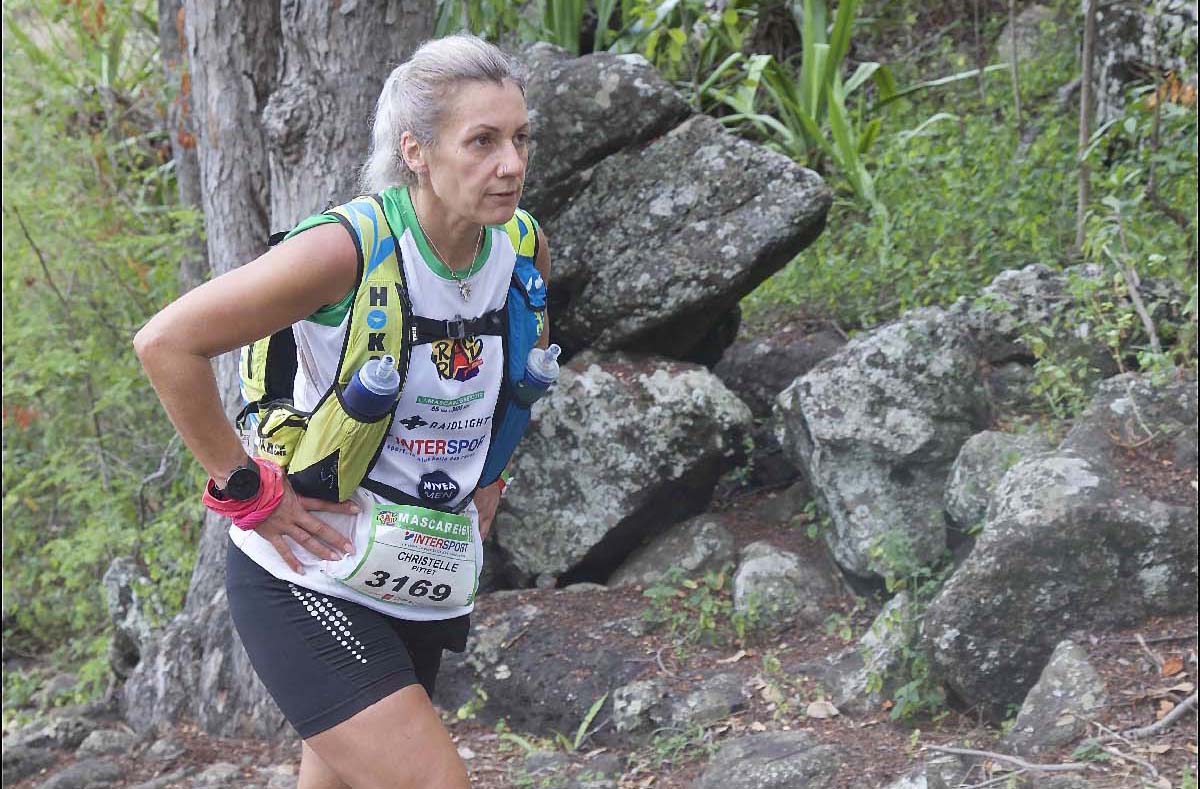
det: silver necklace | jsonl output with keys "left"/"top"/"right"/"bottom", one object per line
{"left": 415, "top": 210, "right": 483, "bottom": 302}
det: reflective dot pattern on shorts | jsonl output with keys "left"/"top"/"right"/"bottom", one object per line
{"left": 290, "top": 584, "right": 368, "bottom": 664}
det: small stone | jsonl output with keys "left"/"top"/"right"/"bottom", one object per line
{"left": 76, "top": 727, "right": 140, "bottom": 757}
{"left": 805, "top": 700, "right": 840, "bottom": 719}
{"left": 194, "top": 761, "right": 242, "bottom": 785}
{"left": 144, "top": 737, "right": 186, "bottom": 763}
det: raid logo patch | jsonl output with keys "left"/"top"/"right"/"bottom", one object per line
{"left": 431, "top": 337, "right": 484, "bottom": 382}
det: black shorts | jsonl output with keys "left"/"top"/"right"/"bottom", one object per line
{"left": 225, "top": 539, "right": 470, "bottom": 738}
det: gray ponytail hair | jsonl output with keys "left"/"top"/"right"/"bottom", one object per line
{"left": 359, "top": 34, "right": 527, "bottom": 193}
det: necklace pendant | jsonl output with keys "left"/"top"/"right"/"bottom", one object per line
{"left": 458, "top": 280, "right": 471, "bottom": 302}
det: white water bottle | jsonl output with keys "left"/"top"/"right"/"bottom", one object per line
{"left": 514, "top": 344, "right": 561, "bottom": 406}
{"left": 342, "top": 355, "right": 401, "bottom": 419}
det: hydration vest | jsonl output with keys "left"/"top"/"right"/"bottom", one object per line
{"left": 237, "top": 194, "right": 546, "bottom": 508}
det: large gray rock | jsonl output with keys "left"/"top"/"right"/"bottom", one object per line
{"left": 959, "top": 264, "right": 1112, "bottom": 371}
{"left": 1, "top": 743, "right": 57, "bottom": 785}
{"left": 522, "top": 44, "right": 691, "bottom": 219}
{"left": 1092, "top": 0, "right": 1198, "bottom": 124}
{"left": 612, "top": 673, "right": 747, "bottom": 738}
{"left": 1060, "top": 372, "right": 1198, "bottom": 480}
{"left": 437, "top": 592, "right": 642, "bottom": 743}
{"left": 550, "top": 113, "right": 830, "bottom": 360}
{"left": 713, "top": 327, "right": 846, "bottom": 419}
{"left": 924, "top": 374, "right": 1196, "bottom": 716}
{"left": 1002, "top": 640, "right": 1107, "bottom": 756}
{"left": 103, "top": 557, "right": 159, "bottom": 681}
{"left": 34, "top": 756, "right": 122, "bottom": 789}
{"left": 6, "top": 715, "right": 92, "bottom": 751}
{"left": 609, "top": 516, "right": 735, "bottom": 588}
{"left": 732, "top": 541, "right": 838, "bottom": 624}
{"left": 692, "top": 731, "right": 842, "bottom": 789}
{"left": 775, "top": 307, "right": 990, "bottom": 579}
{"left": 497, "top": 355, "right": 752, "bottom": 580}
{"left": 944, "top": 430, "right": 1053, "bottom": 534}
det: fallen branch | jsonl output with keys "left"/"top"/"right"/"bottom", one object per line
{"left": 925, "top": 745, "right": 1090, "bottom": 773}
{"left": 1109, "top": 631, "right": 1197, "bottom": 645}
{"left": 1101, "top": 744, "right": 1158, "bottom": 779}
{"left": 1135, "top": 633, "right": 1166, "bottom": 672}
{"left": 1121, "top": 691, "right": 1197, "bottom": 740}
{"left": 501, "top": 627, "right": 529, "bottom": 650}
{"left": 966, "top": 769, "right": 1028, "bottom": 789}
{"left": 655, "top": 646, "right": 678, "bottom": 678}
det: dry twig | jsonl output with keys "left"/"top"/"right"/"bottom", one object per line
{"left": 1136, "top": 633, "right": 1166, "bottom": 672}
{"left": 1121, "top": 691, "right": 1198, "bottom": 740}
{"left": 1101, "top": 744, "right": 1159, "bottom": 779}
{"left": 925, "top": 745, "right": 1090, "bottom": 773}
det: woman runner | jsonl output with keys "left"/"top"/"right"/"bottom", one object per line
{"left": 135, "top": 34, "right": 548, "bottom": 788}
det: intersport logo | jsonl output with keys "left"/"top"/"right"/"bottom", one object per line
{"left": 389, "top": 435, "right": 487, "bottom": 457}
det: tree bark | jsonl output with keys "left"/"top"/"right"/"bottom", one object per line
{"left": 1076, "top": 0, "right": 1098, "bottom": 253}
{"left": 157, "top": 0, "right": 207, "bottom": 294}
{"left": 125, "top": 0, "right": 434, "bottom": 740}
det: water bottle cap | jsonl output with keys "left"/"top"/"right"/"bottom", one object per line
{"left": 363, "top": 355, "right": 398, "bottom": 389}
{"left": 545, "top": 344, "right": 561, "bottom": 365}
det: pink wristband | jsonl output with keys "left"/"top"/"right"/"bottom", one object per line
{"left": 202, "top": 457, "right": 285, "bottom": 531}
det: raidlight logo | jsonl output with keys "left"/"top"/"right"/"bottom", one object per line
{"left": 419, "top": 470, "right": 459, "bottom": 503}
{"left": 399, "top": 415, "right": 429, "bottom": 430}
{"left": 432, "top": 337, "right": 483, "bottom": 382}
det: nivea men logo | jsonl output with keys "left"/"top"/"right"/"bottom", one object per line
{"left": 419, "top": 470, "right": 459, "bottom": 503}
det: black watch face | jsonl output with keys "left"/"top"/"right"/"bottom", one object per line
{"left": 225, "top": 465, "right": 262, "bottom": 501}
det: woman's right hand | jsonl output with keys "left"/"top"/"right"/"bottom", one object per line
{"left": 255, "top": 477, "right": 358, "bottom": 573}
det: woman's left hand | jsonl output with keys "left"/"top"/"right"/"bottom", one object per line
{"left": 474, "top": 480, "right": 503, "bottom": 540}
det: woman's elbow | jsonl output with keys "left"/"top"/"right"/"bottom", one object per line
{"left": 133, "top": 317, "right": 172, "bottom": 369}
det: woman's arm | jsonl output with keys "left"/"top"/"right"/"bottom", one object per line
{"left": 134, "top": 223, "right": 360, "bottom": 570}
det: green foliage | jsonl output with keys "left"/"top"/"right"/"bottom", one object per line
{"left": 863, "top": 533, "right": 953, "bottom": 721}
{"left": 641, "top": 564, "right": 759, "bottom": 651}
{"left": 553, "top": 691, "right": 608, "bottom": 752}
{"left": 1021, "top": 85, "right": 1198, "bottom": 416}
{"left": 748, "top": 2, "right": 1196, "bottom": 339}
{"left": 2, "top": 0, "right": 203, "bottom": 695}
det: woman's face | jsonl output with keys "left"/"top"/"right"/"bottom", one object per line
{"left": 421, "top": 79, "right": 530, "bottom": 226}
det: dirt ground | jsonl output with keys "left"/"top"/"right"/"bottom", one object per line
{"left": 9, "top": 480, "right": 1197, "bottom": 788}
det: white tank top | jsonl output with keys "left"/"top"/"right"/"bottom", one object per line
{"left": 232, "top": 187, "right": 521, "bottom": 621}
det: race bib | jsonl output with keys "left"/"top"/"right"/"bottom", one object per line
{"left": 330, "top": 502, "right": 477, "bottom": 608}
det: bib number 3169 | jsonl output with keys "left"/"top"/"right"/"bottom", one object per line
{"left": 363, "top": 572, "right": 453, "bottom": 603}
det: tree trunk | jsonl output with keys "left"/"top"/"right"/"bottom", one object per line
{"left": 124, "top": 0, "right": 434, "bottom": 740}
{"left": 157, "top": 0, "right": 207, "bottom": 294}
{"left": 1075, "top": 0, "right": 1098, "bottom": 253}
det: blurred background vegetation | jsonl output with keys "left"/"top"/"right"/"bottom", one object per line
{"left": 3, "top": 0, "right": 1195, "bottom": 722}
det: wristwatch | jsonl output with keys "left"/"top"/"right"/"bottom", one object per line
{"left": 211, "top": 459, "right": 262, "bottom": 501}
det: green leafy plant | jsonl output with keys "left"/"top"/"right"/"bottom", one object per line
{"left": 862, "top": 532, "right": 954, "bottom": 720}
{"left": 553, "top": 690, "right": 609, "bottom": 752}
{"left": 641, "top": 564, "right": 760, "bottom": 651}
